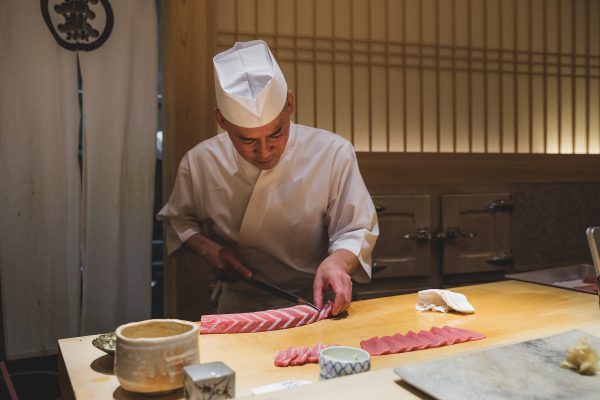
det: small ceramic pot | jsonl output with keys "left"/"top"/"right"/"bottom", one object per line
{"left": 115, "top": 319, "right": 200, "bottom": 394}
{"left": 183, "top": 361, "right": 235, "bottom": 400}
{"left": 319, "top": 346, "right": 371, "bottom": 380}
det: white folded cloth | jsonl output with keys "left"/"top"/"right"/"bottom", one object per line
{"left": 416, "top": 289, "right": 475, "bottom": 314}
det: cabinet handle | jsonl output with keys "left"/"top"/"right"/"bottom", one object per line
{"left": 486, "top": 253, "right": 513, "bottom": 266}
{"left": 487, "top": 199, "right": 513, "bottom": 212}
{"left": 372, "top": 263, "right": 387, "bottom": 274}
{"left": 403, "top": 228, "right": 436, "bottom": 242}
{"left": 442, "top": 227, "right": 477, "bottom": 243}
{"left": 374, "top": 203, "right": 386, "bottom": 214}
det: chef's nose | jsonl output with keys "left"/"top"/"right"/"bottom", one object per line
{"left": 256, "top": 139, "right": 271, "bottom": 157}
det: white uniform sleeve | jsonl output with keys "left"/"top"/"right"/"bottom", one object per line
{"left": 156, "top": 154, "right": 203, "bottom": 255}
{"left": 326, "top": 142, "right": 379, "bottom": 283}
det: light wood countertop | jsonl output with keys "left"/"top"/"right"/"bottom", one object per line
{"left": 59, "top": 280, "right": 600, "bottom": 399}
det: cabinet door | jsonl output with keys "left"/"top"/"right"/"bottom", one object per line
{"left": 371, "top": 195, "right": 432, "bottom": 278}
{"left": 442, "top": 193, "right": 512, "bottom": 274}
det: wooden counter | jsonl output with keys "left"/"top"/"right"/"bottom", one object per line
{"left": 58, "top": 281, "right": 600, "bottom": 399}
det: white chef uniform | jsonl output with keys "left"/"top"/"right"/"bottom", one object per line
{"left": 159, "top": 39, "right": 378, "bottom": 312}
{"left": 157, "top": 122, "right": 378, "bottom": 313}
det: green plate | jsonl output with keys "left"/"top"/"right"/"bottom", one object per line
{"left": 92, "top": 332, "right": 116, "bottom": 355}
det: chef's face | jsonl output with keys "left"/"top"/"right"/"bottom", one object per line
{"left": 216, "top": 91, "right": 294, "bottom": 170}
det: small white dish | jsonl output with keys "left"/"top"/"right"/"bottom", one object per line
{"left": 319, "top": 346, "right": 371, "bottom": 380}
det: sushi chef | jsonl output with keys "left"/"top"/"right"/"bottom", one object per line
{"left": 157, "top": 40, "right": 378, "bottom": 316}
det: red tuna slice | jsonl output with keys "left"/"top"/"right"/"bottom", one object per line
{"left": 417, "top": 330, "right": 450, "bottom": 347}
{"left": 391, "top": 333, "right": 428, "bottom": 351}
{"left": 233, "top": 312, "right": 269, "bottom": 333}
{"left": 252, "top": 310, "right": 283, "bottom": 332}
{"left": 274, "top": 347, "right": 298, "bottom": 367}
{"left": 221, "top": 312, "right": 271, "bottom": 334}
{"left": 200, "top": 302, "right": 332, "bottom": 334}
{"left": 274, "top": 343, "right": 333, "bottom": 367}
{"left": 443, "top": 325, "right": 486, "bottom": 341}
{"left": 307, "top": 343, "right": 329, "bottom": 363}
{"left": 265, "top": 309, "right": 297, "bottom": 330}
{"left": 291, "top": 347, "right": 310, "bottom": 366}
{"left": 379, "top": 336, "right": 406, "bottom": 354}
{"left": 285, "top": 347, "right": 302, "bottom": 366}
{"left": 274, "top": 307, "right": 313, "bottom": 328}
{"left": 404, "top": 330, "right": 432, "bottom": 349}
{"left": 214, "top": 314, "right": 243, "bottom": 334}
{"left": 429, "top": 326, "right": 467, "bottom": 344}
{"left": 360, "top": 336, "right": 393, "bottom": 355}
{"left": 354, "top": 326, "right": 487, "bottom": 359}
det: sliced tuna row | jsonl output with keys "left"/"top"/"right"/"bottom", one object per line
{"left": 274, "top": 343, "right": 333, "bottom": 367}
{"left": 200, "top": 302, "right": 332, "bottom": 334}
{"left": 360, "top": 325, "right": 485, "bottom": 356}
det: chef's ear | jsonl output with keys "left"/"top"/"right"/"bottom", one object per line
{"left": 285, "top": 91, "right": 295, "bottom": 113}
{"left": 214, "top": 108, "right": 227, "bottom": 130}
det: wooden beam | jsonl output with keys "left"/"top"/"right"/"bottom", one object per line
{"left": 357, "top": 152, "right": 600, "bottom": 185}
{"left": 161, "top": 0, "right": 217, "bottom": 318}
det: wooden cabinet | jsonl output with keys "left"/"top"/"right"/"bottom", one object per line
{"left": 371, "top": 195, "right": 432, "bottom": 278}
{"left": 357, "top": 192, "right": 512, "bottom": 298}
{"left": 441, "top": 193, "right": 512, "bottom": 274}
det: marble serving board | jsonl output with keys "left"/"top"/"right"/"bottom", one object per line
{"left": 394, "top": 329, "right": 600, "bottom": 400}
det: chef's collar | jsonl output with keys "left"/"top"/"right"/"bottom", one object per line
{"left": 236, "top": 149, "right": 261, "bottom": 184}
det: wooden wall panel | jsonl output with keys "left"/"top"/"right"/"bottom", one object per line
{"left": 357, "top": 153, "right": 600, "bottom": 185}
{"left": 211, "top": 0, "right": 600, "bottom": 154}
{"left": 334, "top": 64, "right": 353, "bottom": 142}
{"left": 161, "top": 0, "right": 216, "bottom": 319}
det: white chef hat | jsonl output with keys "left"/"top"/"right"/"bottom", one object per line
{"left": 213, "top": 40, "right": 288, "bottom": 128}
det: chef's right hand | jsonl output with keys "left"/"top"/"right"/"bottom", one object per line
{"left": 183, "top": 233, "right": 252, "bottom": 281}
{"left": 210, "top": 247, "right": 253, "bottom": 282}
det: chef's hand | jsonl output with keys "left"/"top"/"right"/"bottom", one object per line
{"left": 313, "top": 249, "right": 359, "bottom": 316}
{"left": 209, "top": 247, "right": 253, "bottom": 281}
{"left": 183, "top": 233, "right": 252, "bottom": 281}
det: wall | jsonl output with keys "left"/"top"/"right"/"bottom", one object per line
{"left": 214, "top": 0, "right": 600, "bottom": 154}
{"left": 513, "top": 182, "right": 600, "bottom": 269}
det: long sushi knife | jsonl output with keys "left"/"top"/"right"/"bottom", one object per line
{"left": 244, "top": 277, "right": 320, "bottom": 311}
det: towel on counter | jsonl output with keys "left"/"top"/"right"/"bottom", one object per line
{"left": 416, "top": 289, "right": 475, "bottom": 314}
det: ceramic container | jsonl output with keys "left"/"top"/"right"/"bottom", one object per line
{"left": 183, "top": 361, "right": 235, "bottom": 400}
{"left": 319, "top": 346, "right": 371, "bottom": 380}
{"left": 115, "top": 319, "right": 200, "bottom": 394}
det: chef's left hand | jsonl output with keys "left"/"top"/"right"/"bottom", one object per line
{"left": 313, "top": 249, "right": 359, "bottom": 316}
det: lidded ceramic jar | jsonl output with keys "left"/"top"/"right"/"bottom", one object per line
{"left": 115, "top": 319, "right": 200, "bottom": 394}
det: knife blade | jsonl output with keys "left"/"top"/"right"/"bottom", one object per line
{"left": 244, "top": 277, "right": 319, "bottom": 311}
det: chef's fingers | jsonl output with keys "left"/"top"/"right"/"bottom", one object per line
{"left": 334, "top": 290, "right": 352, "bottom": 315}
{"left": 215, "top": 269, "right": 241, "bottom": 282}
{"left": 227, "top": 258, "right": 252, "bottom": 279}
{"left": 330, "top": 275, "right": 352, "bottom": 315}
{"left": 217, "top": 249, "right": 252, "bottom": 279}
{"left": 313, "top": 277, "right": 324, "bottom": 310}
